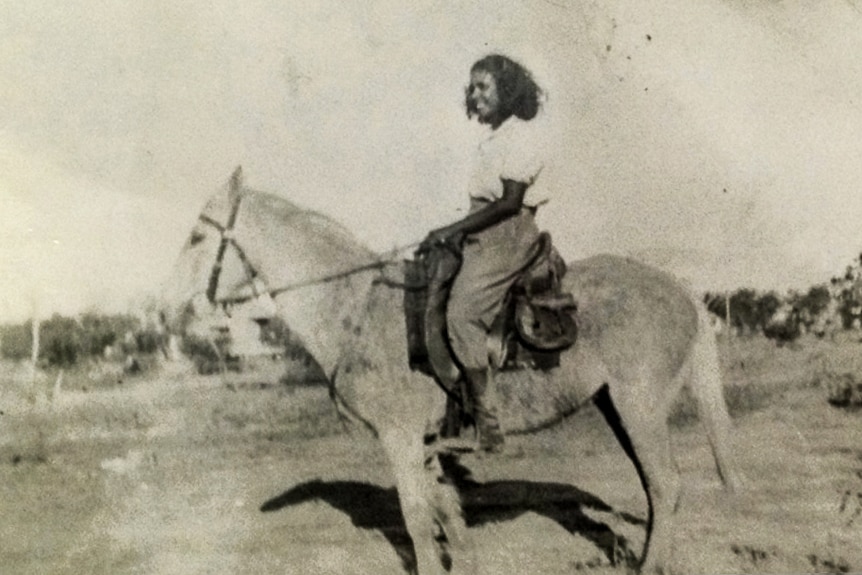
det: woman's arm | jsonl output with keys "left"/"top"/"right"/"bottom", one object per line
{"left": 420, "top": 179, "right": 528, "bottom": 251}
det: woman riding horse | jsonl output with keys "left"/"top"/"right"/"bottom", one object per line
{"left": 419, "top": 54, "right": 548, "bottom": 453}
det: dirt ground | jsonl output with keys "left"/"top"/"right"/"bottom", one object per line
{"left": 2, "top": 337, "right": 862, "bottom": 575}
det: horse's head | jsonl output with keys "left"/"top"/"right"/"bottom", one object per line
{"left": 160, "top": 166, "right": 377, "bottom": 341}
{"left": 160, "top": 166, "right": 250, "bottom": 336}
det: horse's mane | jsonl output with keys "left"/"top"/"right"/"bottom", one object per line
{"left": 237, "top": 188, "right": 378, "bottom": 287}
{"left": 247, "top": 188, "right": 373, "bottom": 250}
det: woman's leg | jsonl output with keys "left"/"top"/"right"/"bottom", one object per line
{"left": 446, "top": 212, "right": 539, "bottom": 451}
{"left": 465, "top": 366, "right": 504, "bottom": 452}
{"left": 446, "top": 255, "right": 505, "bottom": 452}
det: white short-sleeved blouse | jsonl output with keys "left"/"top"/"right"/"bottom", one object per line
{"left": 466, "top": 116, "right": 547, "bottom": 208}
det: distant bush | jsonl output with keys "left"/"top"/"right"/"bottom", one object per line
{"left": 705, "top": 284, "right": 846, "bottom": 345}
{"left": 78, "top": 312, "right": 139, "bottom": 356}
{"left": 0, "top": 312, "right": 165, "bottom": 370}
{"left": 40, "top": 315, "right": 83, "bottom": 367}
{"left": 704, "top": 289, "right": 779, "bottom": 337}
{"left": 180, "top": 330, "right": 239, "bottom": 375}
{"left": 171, "top": 315, "right": 326, "bottom": 381}
{"left": 762, "top": 318, "right": 802, "bottom": 345}
{"left": 134, "top": 329, "right": 163, "bottom": 355}
{"left": 0, "top": 323, "right": 32, "bottom": 361}
{"left": 823, "top": 372, "right": 862, "bottom": 410}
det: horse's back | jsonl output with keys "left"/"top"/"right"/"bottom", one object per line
{"left": 565, "top": 254, "right": 699, "bottom": 380}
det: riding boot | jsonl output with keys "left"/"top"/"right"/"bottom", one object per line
{"left": 466, "top": 367, "right": 504, "bottom": 453}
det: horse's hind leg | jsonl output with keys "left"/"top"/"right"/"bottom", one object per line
{"left": 689, "top": 306, "right": 742, "bottom": 493}
{"left": 595, "top": 384, "right": 680, "bottom": 574}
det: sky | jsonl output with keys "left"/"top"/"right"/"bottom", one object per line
{"left": 1, "top": 0, "right": 861, "bottom": 322}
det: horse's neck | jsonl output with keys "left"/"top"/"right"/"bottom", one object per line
{"left": 334, "top": 266, "right": 412, "bottom": 377}
{"left": 271, "top": 262, "right": 410, "bottom": 384}
{"left": 272, "top": 272, "right": 376, "bottom": 379}
{"left": 241, "top": 199, "right": 379, "bottom": 377}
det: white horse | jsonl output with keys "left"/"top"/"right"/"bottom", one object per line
{"left": 162, "top": 168, "right": 740, "bottom": 574}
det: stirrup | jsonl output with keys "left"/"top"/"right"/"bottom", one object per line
{"left": 477, "top": 421, "right": 504, "bottom": 454}
{"left": 427, "top": 432, "right": 505, "bottom": 457}
{"left": 433, "top": 436, "right": 481, "bottom": 454}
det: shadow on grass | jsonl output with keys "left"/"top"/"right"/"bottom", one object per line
{"left": 260, "top": 458, "right": 644, "bottom": 573}
{"left": 261, "top": 478, "right": 417, "bottom": 571}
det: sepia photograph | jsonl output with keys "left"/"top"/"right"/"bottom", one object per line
{"left": 2, "top": 2, "right": 861, "bottom": 573}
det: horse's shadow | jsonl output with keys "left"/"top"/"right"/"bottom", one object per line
{"left": 260, "top": 456, "right": 645, "bottom": 572}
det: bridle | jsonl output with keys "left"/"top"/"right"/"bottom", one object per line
{"left": 195, "top": 175, "right": 404, "bottom": 310}
{"left": 197, "top": 180, "right": 262, "bottom": 306}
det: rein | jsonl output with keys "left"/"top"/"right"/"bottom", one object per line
{"left": 199, "top": 225, "right": 422, "bottom": 307}
{"left": 215, "top": 259, "right": 395, "bottom": 306}
{"left": 196, "top": 177, "right": 431, "bottom": 307}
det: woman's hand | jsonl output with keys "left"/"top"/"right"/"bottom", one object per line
{"left": 421, "top": 180, "right": 528, "bottom": 255}
{"left": 417, "top": 228, "right": 462, "bottom": 255}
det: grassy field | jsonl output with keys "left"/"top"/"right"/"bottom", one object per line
{"left": 668, "top": 331, "right": 862, "bottom": 426}
{"left": 5, "top": 331, "right": 859, "bottom": 444}
{"left": 1, "top": 333, "right": 861, "bottom": 574}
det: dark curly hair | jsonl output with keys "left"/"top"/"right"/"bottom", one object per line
{"left": 465, "top": 54, "right": 542, "bottom": 124}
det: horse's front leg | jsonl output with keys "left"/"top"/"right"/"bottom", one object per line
{"left": 381, "top": 427, "right": 446, "bottom": 574}
{"left": 424, "top": 453, "right": 478, "bottom": 575}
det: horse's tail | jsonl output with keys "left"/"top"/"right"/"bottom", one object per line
{"left": 687, "top": 300, "right": 742, "bottom": 493}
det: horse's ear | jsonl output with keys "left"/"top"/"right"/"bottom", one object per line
{"left": 229, "top": 166, "right": 243, "bottom": 200}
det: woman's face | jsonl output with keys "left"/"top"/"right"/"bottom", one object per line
{"left": 468, "top": 69, "right": 500, "bottom": 127}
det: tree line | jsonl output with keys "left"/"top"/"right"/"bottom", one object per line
{"left": 5, "top": 253, "right": 862, "bottom": 369}
{"left": 705, "top": 253, "right": 862, "bottom": 342}
{"left": 0, "top": 308, "right": 313, "bottom": 375}
{"left": 0, "top": 312, "right": 164, "bottom": 368}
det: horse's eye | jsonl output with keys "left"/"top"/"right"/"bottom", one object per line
{"left": 189, "top": 230, "right": 206, "bottom": 246}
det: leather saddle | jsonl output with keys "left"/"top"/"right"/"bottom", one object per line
{"left": 403, "top": 232, "right": 578, "bottom": 399}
